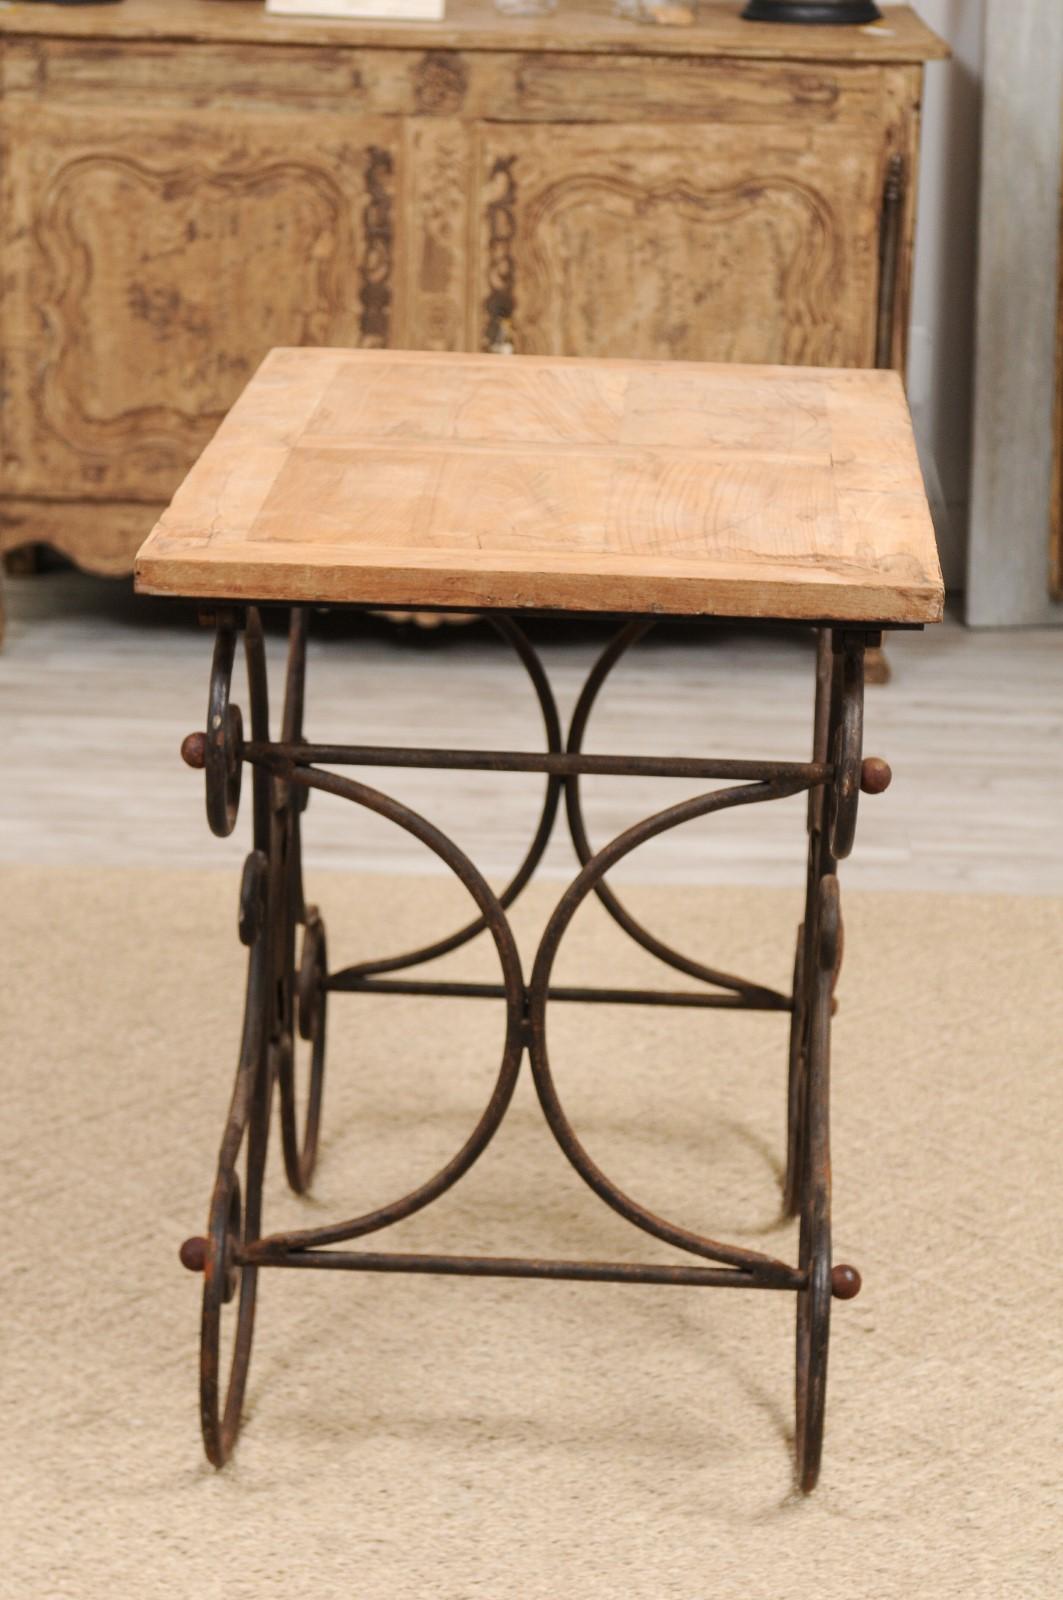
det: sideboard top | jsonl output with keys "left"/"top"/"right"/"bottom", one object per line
{"left": 0, "top": 0, "right": 949, "bottom": 63}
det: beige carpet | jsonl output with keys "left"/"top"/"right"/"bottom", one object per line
{"left": 2, "top": 866, "right": 1060, "bottom": 1599}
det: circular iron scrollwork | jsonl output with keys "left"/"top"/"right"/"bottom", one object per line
{"left": 827, "top": 645, "right": 864, "bottom": 862}
{"left": 251, "top": 759, "right": 527, "bottom": 1256}
{"left": 529, "top": 777, "right": 806, "bottom": 1283}
{"left": 205, "top": 618, "right": 244, "bottom": 838}
{"left": 340, "top": 616, "right": 563, "bottom": 982}
{"left": 564, "top": 621, "right": 785, "bottom": 1006}
{"left": 794, "top": 872, "right": 838, "bottom": 1494}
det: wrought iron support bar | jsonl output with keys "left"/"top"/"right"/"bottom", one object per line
{"left": 236, "top": 1246, "right": 807, "bottom": 1291}
{"left": 244, "top": 740, "right": 829, "bottom": 786}
{"left": 326, "top": 974, "right": 792, "bottom": 1012}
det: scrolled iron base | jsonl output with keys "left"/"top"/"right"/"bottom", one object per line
{"left": 178, "top": 606, "right": 882, "bottom": 1487}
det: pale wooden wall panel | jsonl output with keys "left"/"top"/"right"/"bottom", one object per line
{"left": 967, "top": 0, "right": 1063, "bottom": 626}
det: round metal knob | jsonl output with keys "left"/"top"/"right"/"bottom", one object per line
{"left": 831, "top": 1263, "right": 862, "bottom": 1300}
{"left": 179, "top": 1236, "right": 209, "bottom": 1273}
{"left": 181, "top": 732, "right": 207, "bottom": 769}
{"left": 860, "top": 757, "right": 892, "bottom": 795}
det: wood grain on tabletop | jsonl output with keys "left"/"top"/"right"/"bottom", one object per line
{"left": 135, "top": 348, "right": 943, "bottom": 624}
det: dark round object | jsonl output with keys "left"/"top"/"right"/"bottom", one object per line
{"left": 795, "top": 1229, "right": 831, "bottom": 1492}
{"left": 817, "top": 875, "right": 841, "bottom": 974}
{"left": 831, "top": 1263, "right": 863, "bottom": 1300}
{"left": 205, "top": 702, "right": 243, "bottom": 838}
{"left": 200, "top": 1169, "right": 258, "bottom": 1466}
{"left": 279, "top": 916, "right": 329, "bottom": 1194}
{"left": 742, "top": 1, "right": 882, "bottom": 22}
{"left": 237, "top": 851, "right": 269, "bottom": 948}
{"left": 181, "top": 732, "right": 207, "bottom": 769}
{"left": 179, "top": 1236, "right": 208, "bottom": 1273}
{"left": 860, "top": 756, "right": 893, "bottom": 795}
{"left": 827, "top": 648, "right": 865, "bottom": 861}
{"left": 218, "top": 1178, "right": 242, "bottom": 1305}
{"left": 205, "top": 622, "right": 244, "bottom": 838}
{"left": 296, "top": 913, "right": 328, "bottom": 1042}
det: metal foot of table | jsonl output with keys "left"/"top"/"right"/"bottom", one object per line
{"left": 177, "top": 604, "right": 884, "bottom": 1492}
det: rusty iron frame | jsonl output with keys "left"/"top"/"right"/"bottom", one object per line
{"left": 178, "top": 605, "right": 884, "bottom": 1490}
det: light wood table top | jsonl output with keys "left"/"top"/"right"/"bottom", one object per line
{"left": 135, "top": 348, "right": 943, "bottom": 624}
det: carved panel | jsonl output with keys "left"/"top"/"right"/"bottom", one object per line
{"left": 482, "top": 155, "right": 518, "bottom": 355}
{"left": 359, "top": 145, "right": 395, "bottom": 348}
{"left": 3, "top": 39, "right": 916, "bottom": 132}
{"left": 1, "top": 106, "right": 402, "bottom": 502}
{"left": 476, "top": 123, "right": 884, "bottom": 367}
{"left": 411, "top": 51, "right": 468, "bottom": 116}
{"left": 403, "top": 120, "right": 471, "bottom": 351}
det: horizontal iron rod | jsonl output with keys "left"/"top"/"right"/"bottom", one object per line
{"left": 246, "top": 741, "right": 828, "bottom": 785}
{"left": 224, "top": 602, "right": 907, "bottom": 631}
{"left": 238, "top": 1247, "right": 803, "bottom": 1290}
{"left": 327, "top": 975, "right": 792, "bottom": 1012}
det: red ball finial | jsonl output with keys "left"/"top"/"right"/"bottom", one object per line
{"left": 179, "top": 1236, "right": 209, "bottom": 1272}
{"left": 831, "top": 1263, "right": 862, "bottom": 1300}
{"left": 860, "top": 757, "right": 892, "bottom": 795}
{"left": 181, "top": 732, "right": 207, "bottom": 769}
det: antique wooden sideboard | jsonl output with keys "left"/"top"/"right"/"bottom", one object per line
{"left": 0, "top": 0, "right": 946, "bottom": 606}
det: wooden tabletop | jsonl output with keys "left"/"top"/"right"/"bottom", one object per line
{"left": 0, "top": 0, "right": 948, "bottom": 63}
{"left": 135, "top": 348, "right": 943, "bottom": 624}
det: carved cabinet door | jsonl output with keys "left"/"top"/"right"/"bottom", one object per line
{"left": 476, "top": 121, "right": 888, "bottom": 368}
{"left": 1, "top": 105, "right": 400, "bottom": 504}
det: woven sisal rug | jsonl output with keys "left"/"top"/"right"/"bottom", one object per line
{"left": 2, "top": 867, "right": 1059, "bottom": 1599}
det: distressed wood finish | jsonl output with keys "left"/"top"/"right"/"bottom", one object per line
{"left": 476, "top": 118, "right": 887, "bottom": 366}
{"left": 0, "top": 1, "right": 945, "bottom": 595}
{"left": 1, "top": 104, "right": 398, "bottom": 503}
{"left": 135, "top": 348, "right": 943, "bottom": 623}
{"left": 0, "top": 0, "right": 949, "bottom": 61}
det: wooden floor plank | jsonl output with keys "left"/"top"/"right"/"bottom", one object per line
{"left": 3, "top": 571, "right": 1059, "bottom": 894}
